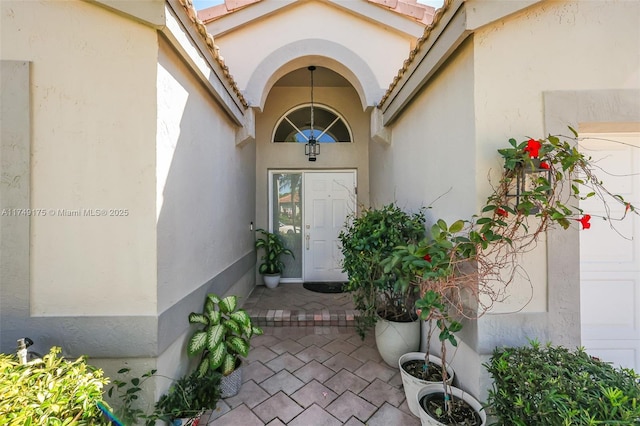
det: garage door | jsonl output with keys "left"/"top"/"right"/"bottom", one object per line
{"left": 580, "top": 132, "right": 640, "bottom": 371}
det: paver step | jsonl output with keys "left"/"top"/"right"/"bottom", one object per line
{"left": 246, "top": 308, "right": 358, "bottom": 327}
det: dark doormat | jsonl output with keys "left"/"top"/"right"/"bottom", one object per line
{"left": 303, "top": 282, "right": 348, "bottom": 294}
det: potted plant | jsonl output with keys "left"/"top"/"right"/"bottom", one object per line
{"left": 386, "top": 130, "right": 637, "bottom": 424}
{"left": 255, "top": 228, "right": 295, "bottom": 288}
{"left": 338, "top": 203, "right": 426, "bottom": 367}
{"left": 153, "top": 368, "right": 221, "bottom": 426}
{"left": 187, "top": 293, "right": 263, "bottom": 398}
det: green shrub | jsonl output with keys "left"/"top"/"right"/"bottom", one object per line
{"left": 0, "top": 346, "right": 110, "bottom": 425}
{"left": 107, "top": 367, "right": 157, "bottom": 425}
{"left": 153, "top": 368, "right": 221, "bottom": 421}
{"left": 485, "top": 340, "right": 640, "bottom": 425}
{"left": 338, "top": 203, "right": 426, "bottom": 337}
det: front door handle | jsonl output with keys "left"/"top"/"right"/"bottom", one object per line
{"left": 305, "top": 233, "right": 310, "bottom": 250}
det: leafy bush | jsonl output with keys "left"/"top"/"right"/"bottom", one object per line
{"left": 338, "top": 203, "right": 426, "bottom": 337}
{"left": 107, "top": 367, "right": 157, "bottom": 425}
{"left": 0, "top": 347, "right": 110, "bottom": 425}
{"left": 485, "top": 340, "right": 640, "bottom": 425}
{"left": 153, "top": 369, "right": 221, "bottom": 421}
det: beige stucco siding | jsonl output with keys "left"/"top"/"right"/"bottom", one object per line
{"left": 210, "top": 1, "right": 413, "bottom": 96}
{"left": 370, "top": 38, "right": 476, "bottom": 220}
{"left": 156, "top": 37, "right": 256, "bottom": 313}
{"left": 472, "top": 0, "right": 640, "bottom": 313}
{"left": 474, "top": 0, "right": 640, "bottom": 174}
{"left": 2, "top": 0, "right": 158, "bottom": 316}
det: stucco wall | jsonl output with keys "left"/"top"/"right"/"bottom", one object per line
{"left": 370, "top": 38, "right": 476, "bottom": 221}
{"left": 1, "top": 0, "right": 158, "bottom": 322}
{"left": 209, "top": 1, "right": 414, "bottom": 98}
{"left": 472, "top": 0, "right": 639, "bottom": 315}
{"left": 0, "top": 0, "right": 255, "bottom": 365}
{"left": 156, "top": 37, "right": 256, "bottom": 314}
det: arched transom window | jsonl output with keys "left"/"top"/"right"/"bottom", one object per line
{"left": 273, "top": 104, "right": 352, "bottom": 143}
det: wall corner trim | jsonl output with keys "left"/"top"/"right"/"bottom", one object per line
{"left": 371, "top": 107, "right": 390, "bottom": 145}
{"left": 236, "top": 107, "right": 256, "bottom": 147}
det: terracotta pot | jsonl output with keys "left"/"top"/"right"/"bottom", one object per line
{"left": 416, "top": 384, "right": 486, "bottom": 426}
{"left": 375, "top": 317, "right": 421, "bottom": 368}
{"left": 399, "top": 352, "right": 454, "bottom": 417}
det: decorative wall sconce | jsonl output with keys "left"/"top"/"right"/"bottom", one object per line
{"left": 305, "top": 66, "right": 320, "bottom": 162}
{"left": 507, "top": 160, "right": 552, "bottom": 213}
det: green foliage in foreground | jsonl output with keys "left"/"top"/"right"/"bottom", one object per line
{"left": 485, "top": 340, "right": 640, "bottom": 425}
{"left": 154, "top": 368, "right": 221, "bottom": 422}
{"left": 0, "top": 347, "right": 110, "bottom": 425}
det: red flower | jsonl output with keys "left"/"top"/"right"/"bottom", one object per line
{"left": 524, "top": 139, "right": 542, "bottom": 158}
{"left": 539, "top": 161, "right": 550, "bottom": 170}
{"left": 496, "top": 208, "right": 508, "bottom": 218}
{"left": 423, "top": 254, "right": 432, "bottom": 262}
{"left": 626, "top": 203, "right": 631, "bottom": 212}
{"left": 575, "top": 214, "right": 591, "bottom": 230}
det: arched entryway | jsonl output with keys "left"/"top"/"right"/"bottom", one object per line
{"left": 255, "top": 65, "right": 370, "bottom": 284}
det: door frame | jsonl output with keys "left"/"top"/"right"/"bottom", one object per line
{"left": 268, "top": 169, "right": 357, "bottom": 283}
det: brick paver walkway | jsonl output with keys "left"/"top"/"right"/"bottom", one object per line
{"left": 203, "top": 284, "right": 421, "bottom": 425}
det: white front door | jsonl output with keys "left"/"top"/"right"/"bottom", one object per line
{"left": 580, "top": 132, "right": 640, "bottom": 371}
{"left": 303, "top": 171, "right": 356, "bottom": 282}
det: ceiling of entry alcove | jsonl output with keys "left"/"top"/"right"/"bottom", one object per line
{"left": 274, "top": 66, "right": 351, "bottom": 87}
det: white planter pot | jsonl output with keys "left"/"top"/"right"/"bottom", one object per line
{"left": 399, "top": 352, "right": 455, "bottom": 417}
{"left": 416, "top": 384, "right": 486, "bottom": 426}
{"left": 375, "top": 317, "right": 421, "bottom": 368}
{"left": 262, "top": 274, "right": 281, "bottom": 289}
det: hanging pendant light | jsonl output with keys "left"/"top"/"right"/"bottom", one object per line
{"left": 305, "top": 65, "right": 320, "bottom": 161}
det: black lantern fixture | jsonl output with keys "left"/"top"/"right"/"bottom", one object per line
{"left": 305, "top": 65, "right": 320, "bottom": 162}
{"left": 507, "top": 159, "right": 552, "bottom": 214}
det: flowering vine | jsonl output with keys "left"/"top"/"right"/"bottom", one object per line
{"left": 384, "top": 128, "right": 638, "bottom": 407}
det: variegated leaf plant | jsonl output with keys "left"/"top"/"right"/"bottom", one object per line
{"left": 187, "top": 293, "right": 263, "bottom": 376}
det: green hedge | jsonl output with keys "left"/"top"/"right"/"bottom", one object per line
{"left": 0, "top": 347, "right": 110, "bottom": 425}
{"left": 485, "top": 341, "right": 640, "bottom": 425}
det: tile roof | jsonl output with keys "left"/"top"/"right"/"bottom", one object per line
{"left": 377, "top": 0, "right": 452, "bottom": 108}
{"left": 367, "top": 0, "right": 435, "bottom": 25}
{"left": 199, "top": 0, "right": 435, "bottom": 24}
{"left": 176, "top": 0, "right": 249, "bottom": 108}
{"left": 180, "top": 0, "right": 450, "bottom": 111}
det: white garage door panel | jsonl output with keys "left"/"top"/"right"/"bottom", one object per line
{"left": 580, "top": 132, "right": 640, "bottom": 372}
{"left": 580, "top": 342, "right": 639, "bottom": 371}
{"left": 580, "top": 210, "right": 634, "bottom": 263}
{"left": 581, "top": 279, "right": 636, "bottom": 330}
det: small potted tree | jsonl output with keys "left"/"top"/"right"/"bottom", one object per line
{"left": 338, "top": 203, "right": 426, "bottom": 367}
{"left": 255, "top": 228, "right": 294, "bottom": 288}
{"left": 187, "top": 293, "right": 263, "bottom": 398}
